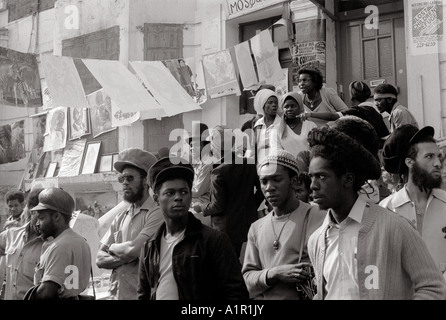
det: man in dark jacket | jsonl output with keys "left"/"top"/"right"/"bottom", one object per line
{"left": 193, "top": 125, "right": 264, "bottom": 259}
{"left": 137, "top": 156, "right": 249, "bottom": 300}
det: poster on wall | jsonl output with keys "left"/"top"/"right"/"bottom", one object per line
{"left": 43, "top": 107, "right": 68, "bottom": 152}
{"left": 0, "top": 47, "right": 42, "bottom": 108}
{"left": 40, "top": 54, "right": 89, "bottom": 110}
{"left": 408, "top": 0, "right": 446, "bottom": 56}
{"left": 202, "top": 49, "right": 241, "bottom": 99}
{"left": 250, "top": 30, "right": 285, "bottom": 86}
{"left": 86, "top": 89, "right": 116, "bottom": 138}
{"left": 162, "top": 58, "right": 196, "bottom": 98}
{"left": 291, "top": 41, "right": 326, "bottom": 87}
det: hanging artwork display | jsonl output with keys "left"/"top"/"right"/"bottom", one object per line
{"left": 0, "top": 47, "right": 42, "bottom": 108}
{"left": 202, "top": 49, "right": 241, "bottom": 99}
{"left": 58, "top": 139, "right": 87, "bottom": 177}
{"left": 43, "top": 107, "right": 68, "bottom": 152}
{"left": 0, "top": 119, "right": 26, "bottom": 164}
{"left": 250, "top": 30, "right": 285, "bottom": 86}
{"left": 86, "top": 89, "right": 116, "bottom": 138}
{"left": 82, "top": 58, "right": 164, "bottom": 118}
{"left": 69, "top": 107, "right": 90, "bottom": 140}
{"left": 40, "top": 54, "right": 89, "bottom": 110}
{"left": 129, "top": 61, "right": 201, "bottom": 117}
{"left": 234, "top": 41, "right": 259, "bottom": 90}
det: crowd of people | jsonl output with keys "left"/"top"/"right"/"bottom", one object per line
{"left": 1, "top": 66, "right": 446, "bottom": 300}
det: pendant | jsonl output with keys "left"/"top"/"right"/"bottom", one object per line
{"left": 273, "top": 240, "right": 280, "bottom": 250}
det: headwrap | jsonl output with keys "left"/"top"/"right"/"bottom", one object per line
{"left": 278, "top": 92, "right": 305, "bottom": 139}
{"left": 373, "top": 93, "right": 397, "bottom": 100}
{"left": 253, "top": 89, "right": 277, "bottom": 116}
{"left": 349, "top": 81, "right": 371, "bottom": 102}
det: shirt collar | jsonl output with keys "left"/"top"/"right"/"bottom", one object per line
{"left": 327, "top": 196, "right": 367, "bottom": 226}
{"left": 392, "top": 185, "right": 446, "bottom": 208}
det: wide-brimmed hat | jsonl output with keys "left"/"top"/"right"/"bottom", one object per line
{"left": 148, "top": 156, "right": 194, "bottom": 190}
{"left": 31, "top": 187, "right": 75, "bottom": 216}
{"left": 382, "top": 124, "right": 434, "bottom": 174}
{"left": 114, "top": 148, "right": 157, "bottom": 174}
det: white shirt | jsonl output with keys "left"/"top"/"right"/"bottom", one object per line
{"left": 156, "top": 229, "right": 185, "bottom": 300}
{"left": 323, "top": 197, "right": 367, "bottom": 300}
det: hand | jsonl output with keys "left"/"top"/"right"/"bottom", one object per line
{"left": 299, "top": 113, "right": 311, "bottom": 121}
{"left": 268, "top": 262, "right": 312, "bottom": 284}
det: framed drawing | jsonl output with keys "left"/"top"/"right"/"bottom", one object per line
{"left": 80, "top": 141, "right": 102, "bottom": 174}
{"left": 98, "top": 154, "right": 113, "bottom": 173}
{"left": 45, "top": 162, "right": 58, "bottom": 178}
{"left": 58, "top": 139, "right": 87, "bottom": 177}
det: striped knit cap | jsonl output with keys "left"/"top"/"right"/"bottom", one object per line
{"left": 258, "top": 149, "right": 300, "bottom": 175}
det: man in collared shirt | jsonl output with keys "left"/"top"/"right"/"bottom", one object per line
{"left": 307, "top": 123, "right": 446, "bottom": 299}
{"left": 0, "top": 187, "right": 46, "bottom": 300}
{"left": 96, "top": 148, "right": 163, "bottom": 300}
{"left": 380, "top": 125, "right": 446, "bottom": 278}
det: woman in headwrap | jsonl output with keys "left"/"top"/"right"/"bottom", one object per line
{"left": 252, "top": 88, "right": 281, "bottom": 164}
{"left": 270, "top": 92, "right": 317, "bottom": 158}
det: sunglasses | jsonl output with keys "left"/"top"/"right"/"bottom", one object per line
{"left": 117, "top": 174, "right": 143, "bottom": 183}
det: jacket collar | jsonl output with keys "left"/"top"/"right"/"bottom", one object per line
{"left": 391, "top": 185, "right": 446, "bottom": 208}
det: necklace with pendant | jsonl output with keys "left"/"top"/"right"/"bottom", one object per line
{"left": 271, "top": 212, "right": 292, "bottom": 251}
{"left": 306, "top": 92, "right": 318, "bottom": 110}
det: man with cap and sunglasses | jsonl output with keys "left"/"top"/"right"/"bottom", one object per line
{"left": 30, "top": 187, "right": 91, "bottom": 299}
{"left": 137, "top": 156, "right": 249, "bottom": 300}
{"left": 96, "top": 148, "right": 163, "bottom": 300}
{"left": 380, "top": 124, "right": 446, "bottom": 279}
{"left": 306, "top": 125, "right": 446, "bottom": 299}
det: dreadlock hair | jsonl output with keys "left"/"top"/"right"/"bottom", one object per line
{"left": 308, "top": 127, "right": 381, "bottom": 192}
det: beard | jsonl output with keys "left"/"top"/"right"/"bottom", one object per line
{"left": 123, "top": 180, "right": 145, "bottom": 203}
{"left": 412, "top": 161, "right": 442, "bottom": 191}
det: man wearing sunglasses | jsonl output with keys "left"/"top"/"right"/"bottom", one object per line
{"left": 96, "top": 148, "right": 163, "bottom": 300}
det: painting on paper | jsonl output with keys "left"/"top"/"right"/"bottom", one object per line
{"left": 87, "top": 89, "right": 116, "bottom": 138}
{"left": 202, "top": 49, "right": 241, "bottom": 99}
{"left": 58, "top": 139, "right": 87, "bottom": 177}
{"left": 250, "top": 30, "right": 285, "bottom": 86}
{"left": 0, "top": 47, "right": 42, "bottom": 108}
{"left": 0, "top": 120, "right": 26, "bottom": 164}
{"left": 40, "top": 54, "right": 89, "bottom": 110}
{"left": 69, "top": 107, "right": 90, "bottom": 140}
{"left": 43, "top": 107, "right": 68, "bottom": 152}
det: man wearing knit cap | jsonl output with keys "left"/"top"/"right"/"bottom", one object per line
{"left": 242, "top": 150, "right": 325, "bottom": 299}
{"left": 96, "top": 148, "right": 163, "bottom": 300}
{"left": 307, "top": 126, "right": 446, "bottom": 299}
{"left": 30, "top": 187, "right": 91, "bottom": 299}
{"left": 380, "top": 124, "right": 446, "bottom": 278}
{"left": 137, "top": 156, "right": 249, "bottom": 300}
{"left": 374, "top": 83, "right": 418, "bottom": 133}
{"left": 193, "top": 125, "right": 264, "bottom": 259}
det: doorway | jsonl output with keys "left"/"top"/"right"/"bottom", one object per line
{"left": 338, "top": 11, "right": 407, "bottom": 108}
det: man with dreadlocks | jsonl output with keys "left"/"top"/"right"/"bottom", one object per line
{"left": 380, "top": 124, "right": 446, "bottom": 279}
{"left": 306, "top": 124, "right": 446, "bottom": 300}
